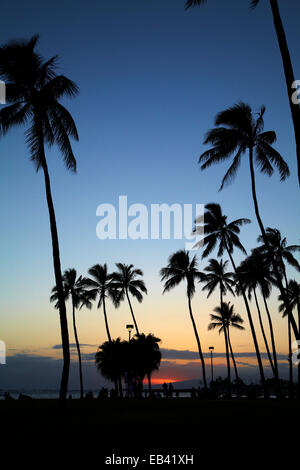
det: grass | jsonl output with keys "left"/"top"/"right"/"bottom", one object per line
{"left": 1, "top": 398, "right": 299, "bottom": 450}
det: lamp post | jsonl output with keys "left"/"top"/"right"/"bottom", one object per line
{"left": 209, "top": 346, "right": 214, "bottom": 384}
{"left": 126, "top": 324, "right": 134, "bottom": 342}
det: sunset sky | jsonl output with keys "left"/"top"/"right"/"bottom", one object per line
{"left": 1, "top": 0, "right": 300, "bottom": 390}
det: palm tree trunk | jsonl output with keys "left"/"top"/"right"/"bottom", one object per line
{"left": 38, "top": 130, "right": 70, "bottom": 401}
{"left": 248, "top": 147, "right": 299, "bottom": 341}
{"left": 253, "top": 288, "right": 275, "bottom": 375}
{"left": 148, "top": 373, "right": 152, "bottom": 394}
{"left": 282, "top": 270, "right": 294, "bottom": 397}
{"left": 262, "top": 292, "right": 281, "bottom": 398}
{"left": 187, "top": 293, "right": 207, "bottom": 389}
{"left": 72, "top": 300, "right": 84, "bottom": 399}
{"left": 227, "top": 327, "right": 240, "bottom": 383}
{"left": 125, "top": 288, "right": 140, "bottom": 336}
{"left": 288, "top": 314, "right": 294, "bottom": 398}
{"left": 102, "top": 297, "right": 112, "bottom": 342}
{"left": 220, "top": 292, "right": 231, "bottom": 395}
{"left": 225, "top": 242, "right": 267, "bottom": 397}
{"left": 269, "top": 0, "right": 300, "bottom": 185}
{"left": 223, "top": 325, "right": 231, "bottom": 396}
{"left": 262, "top": 292, "right": 280, "bottom": 379}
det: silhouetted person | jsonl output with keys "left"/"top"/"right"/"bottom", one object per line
{"left": 68, "top": 394, "right": 72, "bottom": 399}
{"left": 191, "top": 387, "right": 197, "bottom": 399}
{"left": 163, "top": 382, "right": 168, "bottom": 398}
{"left": 168, "top": 383, "right": 173, "bottom": 398}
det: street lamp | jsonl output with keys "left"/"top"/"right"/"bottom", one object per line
{"left": 209, "top": 346, "right": 214, "bottom": 383}
{"left": 126, "top": 324, "right": 134, "bottom": 342}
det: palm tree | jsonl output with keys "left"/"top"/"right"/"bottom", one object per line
{"left": 257, "top": 228, "right": 300, "bottom": 284}
{"left": 258, "top": 227, "right": 300, "bottom": 393}
{"left": 208, "top": 302, "right": 244, "bottom": 384}
{"left": 160, "top": 250, "right": 207, "bottom": 389}
{"left": 279, "top": 280, "right": 300, "bottom": 396}
{"left": 95, "top": 338, "right": 124, "bottom": 396}
{"left": 280, "top": 280, "right": 300, "bottom": 329}
{"left": 202, "top": 259, "right": 235, "bottom": 304}
{"left": 133, "top": 334, "right": 161, "bottom": 393}
{"left": 50, "top": 269, "right": 93, "bottom": 399}
{"left": 112, "top": 263, "right": 147, "bottom": 336}
{"left": 202, "top": 258, "right": 235, "bottom": 388}
{"left": 198, "top": 102, "right": 298, "bottom": 342}
{"left": 185, "top": 0, "right": 300, "bottom": 185}
{"left": 194, "top": 203, "right": 267, "bottom": 396}
{"left": 86, "top": 264, "right": 117, "bottom": 343}
{"left": 0, "top": 36, "right": 79, "bottom": 400}
{"left": 237, "top": 252, "right": 280, "bottom": 391}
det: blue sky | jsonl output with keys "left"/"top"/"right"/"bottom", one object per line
{"left": 0, "top": 0, "right": 300, "bottom": 388}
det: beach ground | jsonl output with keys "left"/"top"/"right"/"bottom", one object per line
{"left": 1, "top": 398, "right": 298, "bottom": 451}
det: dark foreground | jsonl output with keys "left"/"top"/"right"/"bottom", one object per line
{"left": 1, "top": 398, "right": 299, "bottom": 451}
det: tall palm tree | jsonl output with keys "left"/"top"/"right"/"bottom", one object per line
{"left": 50, "top": 269, "right": 93, "bottom": 399}
{"left": 194, "top": 203, "right": 267, "bottom": 396}
{"left": 279, "top": 280, "right": 300, "bottom": 396}
{"left": 185, "top": 0, "right": 300, "bottom": 185}
{"left": 160, "top": 250, "right": 207, "bottom": 389}
{"left": 202, "top": 259, "right": 235, "bottom": 304}
{"left": 0, "top": 36, "right": 79, "bottom": 400}
{"left": 258, "top": 227, "right": 300, "bottom": 392}
{"left": 86, "top": 264, "right": 117, "bottom": 343}
{"left": 198, "top": 102, "right": 298, "bottom": 342}
{"left": 132, "top": 334, "right": 162, "bottom": 392}
{"left": 237, "top": 252, "right": 280, "bottom": 389}
{"left": 208, "top": 302, "right": 244, "bottom": 384}
{"left": 202, "top": 258, "right": 235, "bottom": 388}
{"left": 112, "top": 263, "right": 147, "bottom": 336}
{"left": 95, "top": 338, "right": 124, "bottom": 396}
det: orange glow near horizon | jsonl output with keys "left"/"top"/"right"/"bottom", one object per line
{"left": 144, "top": 377, "right": 180, "bottom": 385}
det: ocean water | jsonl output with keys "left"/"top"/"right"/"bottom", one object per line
{"left": 0, "top": 390, "right": 195, "bottom": 399}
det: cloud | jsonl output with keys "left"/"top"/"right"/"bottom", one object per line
{"left": 161, "top": 348, "right": 288, "bottom": 361}
{"left": 52, "top": 343, "right": 97, "bottom": 350}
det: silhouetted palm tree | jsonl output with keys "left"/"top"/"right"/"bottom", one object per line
{"left": 208, "top": 302, "right": 244, "bottom": 383}
{"left": 112, "top": 264, "right": 147, "bottom": 336}
{"left": 198, "top": 102, "right": 297, "bottom": 343}
{"left": 160, "top": 250, "right": 207, "bottom": 389}
{"left": 202, "top": 259, "right": 235, "bottom": 388}
{"left": 258, "top": 228, "right": 300, "bottom": 352}
{"left": 186, "top": 0, "right": 300, "bottom": 185}
{"left": 133, "top": 334, "right": 161, "bottom": 392}
{"left": 252, "top": 0, "right": 300, "bottom": 185}
{"left": 279, "top": 280, "right": 300, "bottom": 396}
{"left": 86, "top": 264, "right": 117, "bottom": 343}
{"left": 50, "top": 269, "right": 93, "bottom": 399}
{"left": 194, "top": 203, "right": 267, "bottom": 395}
{"left": 0, "top": 36, "right": 79, "bottom": 400}
{"left": 95, "top": 338, "right": 124, "bottom": 396}
{"left": 237, "top": 251, "right": 280, "bottom": 392}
